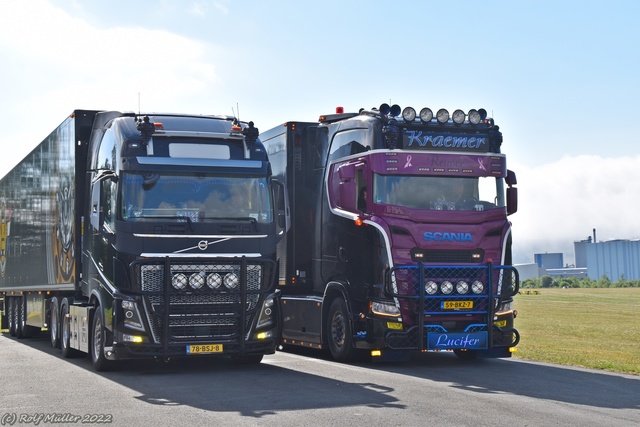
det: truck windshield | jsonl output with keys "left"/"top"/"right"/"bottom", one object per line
{"left": 121, "top": 172, "right": 272, "bottom": 223}
{"left": 372, "top": 173, "right": 505, "bottom": 211}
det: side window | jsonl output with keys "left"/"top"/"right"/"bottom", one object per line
{"left": 96, "top": 128, "right": 118, "bottom": 170}
{"left": 328, "top": 129, "right": 370, "bottom": 164}
{"left": 103, "top": 180, "right": 116, "bottom": 229}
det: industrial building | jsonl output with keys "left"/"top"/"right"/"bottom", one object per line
{"left": 517, "top": 233, "right": 640, "bottom": 281}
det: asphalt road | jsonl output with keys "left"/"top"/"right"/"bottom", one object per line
{"left": 0, "top": 333, "right": 638, "bottom": 427}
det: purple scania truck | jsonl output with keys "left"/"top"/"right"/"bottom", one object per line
{"left": 260, "top": 104, "right": 520, "bottom": 362}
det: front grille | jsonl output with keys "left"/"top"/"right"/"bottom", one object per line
{"left": 387, "top": 263, "right": 519, "bottom": 350}
{"left": 136, "top": 259, "right": 273, "bottom": 344}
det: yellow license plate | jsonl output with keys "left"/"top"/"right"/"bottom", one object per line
{"left": 442, "top": 301, "right": 473, "bottom": 310}
{"left": 187, "top": 344, "right": 224, "bottom": 354}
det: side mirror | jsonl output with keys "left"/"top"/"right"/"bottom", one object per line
{"left": 272, "top": 180, "right": 290, "bottom": 233}
{"left": 505, "top": 169, "right": 517, "bottom": 215}
{"left": 90, "top": 182, "right": 102, "bottom": 230}
{"left": 507, "top": 187, "right": 518, "bottom": 215}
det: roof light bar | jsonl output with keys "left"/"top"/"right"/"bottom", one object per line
{"left": 436, "top": 109, "right": 449, "bottom": 124}
{"left": 420, "top": 108, "right": 433, "bottom": 123}
{"left": 452, "top": 109, "right": 465, "bottom": 124}
{"left": 402, "top": 107, "right": 416, "bottom": 122}
{"left": 468, "top": 109, "right": 481, "bottom": 125}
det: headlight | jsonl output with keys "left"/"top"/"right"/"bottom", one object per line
{"left": 189, "top": 272, "right": 205, "bottom": 289}
{"left": 207, "top": 272, "right": 223, "bottom": 289}
{"left": 224, "top": 272, "right": 239, "bottom": 289}
{"left": 256, "top": 296, "right": 277, "bottom": 328}
{"left": 371, "top": 301, "right": 401, "bottom": 317}
{"left": 121, "top": 300, "right": 145, "bottom": 331}
{"left": 440, "top": 280, "right": 454, "bottom": 295}
{"left": 121, "top": 300, "right": 135, "bottom": 310}
{"left": 402, "top": 107, "right": 416, "bottom": 122}
{"left": 455, "top": 280, "right": 469, "bottom": 294}
{"left": 420, "top": 107, "right": 433, "bottom": 122}
{"left": 468, "top": 109, "right": 481, "bottom": 125}
{"left": 498, "top": 300, "right": 514, "bottom": 312}
{"left": 436, "top": 108, "right": 449, "bottom": 123}
{"left": 425, "top": 281, "right": 438, "bottom": 295}
{"left": 471, "top": 280, "right": 484, "bottom": 294}
{"left": 172, "top": 273, "right": 188, "bottom": 290}
{"left": 452, "top": 109, "right": 465, "bottom": 124}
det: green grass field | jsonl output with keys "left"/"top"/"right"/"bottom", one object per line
{"left": 513, "top": 288, "right": 640, "bottom": 375}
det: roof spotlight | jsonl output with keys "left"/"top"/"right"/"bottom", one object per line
{"left": 402, "top": 107, "right": 416, "bottom": 122}
{"left": 436, "top": 109, "right": 449, "bottom": 124}
{"left": 478, "top": 108, "right": 487, "bottom": 120}
{"left": 452, "top": 109, "right": 465, "bottom": 124}
{"left": 468, "top": 109, "right": 481, "bottom": 125}
{"left": 379, "top": 103, "right": 391, "bottom": 115}
{"left": 390, "top": 104, "right": 401, "bottom": 117}
{"left": 420, "top": 107, "right": 433, "bottom": 123}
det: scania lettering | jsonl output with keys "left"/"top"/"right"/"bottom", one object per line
{"left": 423, "top": 232, "right": 473, "bottom": 242}
{"left": 0, "top": 110, "right": 283, "bottom": 370}
{"left": 260, "top": 104, "right": 519, "bottom": 362}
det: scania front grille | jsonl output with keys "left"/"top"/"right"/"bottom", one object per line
{"left": 387, "top": 262, "right": 519, "bottom": 350}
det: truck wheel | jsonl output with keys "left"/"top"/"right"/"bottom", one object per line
{"left": 91, "top": 305, "right": 112, "bottom": 372}
{"left": 327, "top": 298, "right": 356, "bottom": 362}
{"left": 60, "top": 299, "right": 78, "bottom": 358}
{"left": 14, "top": 297, "right": 24, "bottom": 339}
{"left": 7, "top": 297, "right": 16, "bottom": 337}
{"left": 50, "top": 297, "right": 61, "bottom": 348}
{"left": 18, "top": 297, "right": 35, "bottom": 338}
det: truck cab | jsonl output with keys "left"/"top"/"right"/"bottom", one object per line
{"left": 261, "top": 104, "right": 519, "bottom": 362}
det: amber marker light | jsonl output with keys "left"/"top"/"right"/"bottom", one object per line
{"left": 355, "top": 217, "right": 364, "bottom": 226}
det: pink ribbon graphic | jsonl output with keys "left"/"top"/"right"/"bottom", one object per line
{"left": 404, "top": 155, "right": 413, "bottom": 168}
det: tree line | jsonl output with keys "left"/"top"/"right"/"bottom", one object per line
{"left": 521, "top": 275, "right": 640, "bottom": 289}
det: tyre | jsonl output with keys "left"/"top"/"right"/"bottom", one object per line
{"left": 7, "top": 297, "right": 16, "bottom": 337}
{"left": 60, "top": 299, "right": 78, "bottom": 358}
{"left": 18, "top": 297, "right": 36, "bottom": 338}
{"left": 326, "top": 297, "right": 356, "bottom": 362}
{"left": 91, "top": 305, "right": 112, "bottom": 372}
{"left": 14, "top": 297, "right": 24, "bottom": 339}
{"left": 50, "top": 297, "right": 60, "bottom": 349}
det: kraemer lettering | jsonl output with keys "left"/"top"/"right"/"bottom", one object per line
{"left": 405, "top": 131, "right": 487, "bottom": 150}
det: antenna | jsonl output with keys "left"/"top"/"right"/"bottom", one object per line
{"left": 231, "top": 102, "right": 240, "bottom": 121}
{"left": 138, "top": 92, "right": 141, "bottom": 114}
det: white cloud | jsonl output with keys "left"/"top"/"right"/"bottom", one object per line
{"left": 510, "top": 154, "right": 640, "bottom": 265}
{"left": 0, "top": 0, "right": 222, "bottom": 177}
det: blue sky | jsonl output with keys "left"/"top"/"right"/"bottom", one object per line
{"left": 1, "top": 0, "right": 639, "bottom": 265}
